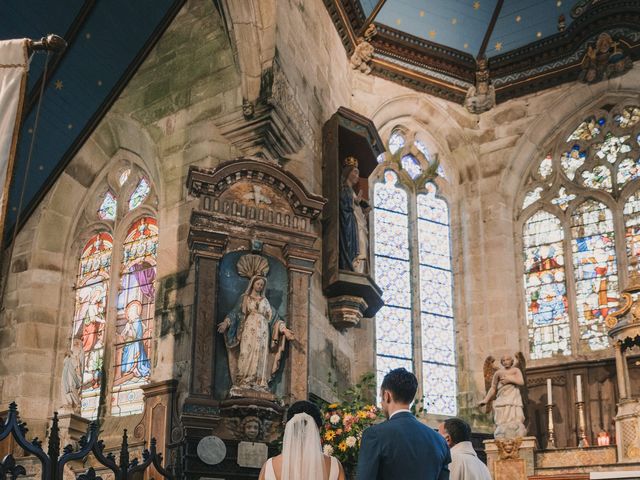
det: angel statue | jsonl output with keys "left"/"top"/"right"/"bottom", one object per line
{"left": 217, "top": 254, "right": 295, "bottom": 398}
{"left": 479, "top": 353, "right": 528, "bottom": 438}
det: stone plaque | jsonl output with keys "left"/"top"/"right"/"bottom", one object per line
{"left": 237, "top": 441, "right": 268, "bottom": 468}
{"left": 494, "top": 458, "right": 526, "bottom": 480}
{"left": 197, "top": 436, "right": 227, "bottom": 465}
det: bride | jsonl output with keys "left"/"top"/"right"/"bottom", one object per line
{"left": 259, "top": 401, "right": 345, "bottom": 480}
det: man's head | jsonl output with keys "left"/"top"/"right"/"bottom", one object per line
{"left": 380, "top": 368, "right": 418, "bottom": 418}
{"left": 438, "top": 418, "right": 472, "bottom": 448}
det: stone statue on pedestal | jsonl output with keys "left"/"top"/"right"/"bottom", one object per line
{"left": 479, "top": 353, "right": 528, "bottom": 438}
{"left": 60, "top": 338, "right": 84, "bottom": 413}
{"left": 217, "top": 254, "right": 295, "bottom": 398}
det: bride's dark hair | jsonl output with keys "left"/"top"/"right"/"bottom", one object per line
{"left": 286, "top": 400, "right": 322, "bottom": 428}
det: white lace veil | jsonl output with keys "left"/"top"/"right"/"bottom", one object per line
{"left": 281, "top": 412, "right": 325, "bottom": 480}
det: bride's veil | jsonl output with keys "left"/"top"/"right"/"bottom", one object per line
{"left": 281, "top": 412, "right": 325, "bottom": 480}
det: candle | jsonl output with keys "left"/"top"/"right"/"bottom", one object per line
{"left": 547, "top": 378, "right": 553, "bottom": 405}
{"left": 577, "top": 375, "right": 583, "bottom": 402}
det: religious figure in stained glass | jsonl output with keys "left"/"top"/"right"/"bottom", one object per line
{"left": 339, "top": 156, "right": 370, "bottom": 273}
{"left": 119, "top": 300, "right": 151, "bottom": 379}
{"left": 112, "top": 217, "right": 157, "bottom": 416}
{"left": 72, "top": 232, "right": 113, "bottom": 419}
{"left": 217, "top": 254, "right": 294, "bottom": 398}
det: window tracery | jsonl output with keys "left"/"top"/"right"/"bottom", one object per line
{"left": 70, "top": 163, "right": 157, "bottom": 419}
{"left": 373, "top": 129, "right": 456, "bottom": 415}
{"left": 519, "top": 102, "right": 640, "bottom": 359}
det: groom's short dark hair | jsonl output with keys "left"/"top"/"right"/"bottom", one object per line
{"left": 381, "top": 368, "right": 418, "bottom": 404}
{"left": 443, "top": 418, "right": 472, "bottom": 445}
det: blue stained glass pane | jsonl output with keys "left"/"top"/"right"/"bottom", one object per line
{"left": 98, "top": 191, "right": 117, "bottom": 221}
{"left": 376, "top": 306, "right": 413, "bottom": 359}
{"left": 388, "top": 132, "right": 405, "bottom": 154}
{"left": 417, "top": 184, "right": 455, "bottom": 415}
{"left": 129, "top": 178, "right": 150, "bottom": 210}
{"left": 571, "top": 201, "right": 618, "bottom": 352}
{"left": 423, "top": 363, "right": 456, "bottom": 416}
{"left": 421, "top": 313, "right": 455, "bottom": 365}
{"left": 624, "top": 194, "right": 640, "bottom": 269}
{"left": 414, "top": 140, "right": 431, "bottom": 161}
{"left": 401, "top": 155, "right": 423, "bottom": 179}
{"left": 376, "top": 256, "right": 411, "bottom": 307}
{"left": 374, "top": 171, "right": 408, "bottom": 214}
{"left": 374, "top": 209, "right": 409, "bottom": 260}
{"left": 523, "top": 210, "right": 571, "bottom": 359}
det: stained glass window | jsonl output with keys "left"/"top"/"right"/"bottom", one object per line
{"left": 523, "top": 212, "right": 570, "bottom": 359}
{"left": 129, "top": 178, "right": 150, "bottom": 210}
{"left": 119, "top": 168, "right": 131, "bottom": 186}
{"left": 401, "top": 155, "right": 423, "bottom": 179}
{"left": 374, "top": 171, "right": 412, "bottom": 392}
{"left": 418, "top": 183, "right": 455, "bottom": 415}
{"left": 388, "top": 132, "right": 405, "bottom": 154}
{"left": 414, "top": 139, "right": 431, "bottom": 161}
{"left": 520, "top": 103, "right": 640, "bottom": 359}
{"left": 72, "top": 233, "right": 113, "bottom": 419}
{"left": 624, "top": 194, "right": 640, "bottom": 271}
{"left": 98, "top": 192, "right": 117, "bottom": 221}
{"left": 571, "top": 201, "right": 618, "bottom": 351}
{"left": 112, "top": 217, "right": 158, "bottom": 416}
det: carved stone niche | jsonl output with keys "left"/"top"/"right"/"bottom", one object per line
{"left": 182, "top": 159, "right": 325, "bottom": 478}
{"left": 323, "top": 107, "right": 384, "bottom": 329}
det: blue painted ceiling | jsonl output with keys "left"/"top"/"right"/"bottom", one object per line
{"left": 361, "top": 0, "right": 574, "bottom": 56}
{"left": 2, "top": 0, "right": 184, "bottom": 238}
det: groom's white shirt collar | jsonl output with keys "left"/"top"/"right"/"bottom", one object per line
{"left": 389, "top": 409, "right": 412, "bottom": 419}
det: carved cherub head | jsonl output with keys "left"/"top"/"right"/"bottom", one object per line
{"left": 496, "top": 437, "right": 522, "bottom": 460}
{"left": 240, "top": 416, "right": 263, "bottom": 441}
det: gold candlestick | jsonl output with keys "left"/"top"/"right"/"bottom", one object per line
{"left": 546, "top": 403, "right": 556, "bottom": 449}
{"left": 576, "top": 400, "right": 589, "bottom": 447}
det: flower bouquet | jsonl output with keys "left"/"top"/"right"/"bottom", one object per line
{"left": 320, "top": 373, "right": 382, "bottom": 477}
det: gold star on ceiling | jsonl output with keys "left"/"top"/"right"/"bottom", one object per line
{"left": 463, "top": 43, "right": 469, "bottom": 49}
{"left": 85, "top": 32, "right": 91, "bottom": 40}
{"left": 451, "top": 18, "right": 457, "bottom": 25}
{"left": 473, "top": 1, "right": 481, "bottom": 10}
{"left": 557, "top": 0, "right": 562, "bottom": 6}
{"left": 429, "top": 30, "right": 437, "bottom": 38}
{"left": 419, "top": 10, "right": 425, "bottom": 17}
{"left": 68, "top": 124, "right": 73, "bottom": 129}
{"left": 396, "top": 18, "right": 402, "bottom": 25}
{"left": 515, "top": 15, "right": 521, "bottom": 22}
{"left": 97, "top": 80, "right": 102, "bottom": 86}
{"left": 495, "top": 42, "right": 503, "bottom": 51}
{"left": 536, "top": 31, "right": 542, "bottom": 38}
{"left": 54, "top": 80, "right": 63, "bottom": 90}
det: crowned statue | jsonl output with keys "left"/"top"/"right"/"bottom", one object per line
{"left": 217, "top": 254, "right": 295, "bottom": 398}
{"left": 479, "top": 352, "right": 528, "bottom": 438}
{"left": 339, "top": 156, "right": 370, "bottom": 274}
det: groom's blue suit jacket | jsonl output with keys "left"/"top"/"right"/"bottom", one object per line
{"left": 356, "top": 412, "right": 451, "bottom": 480}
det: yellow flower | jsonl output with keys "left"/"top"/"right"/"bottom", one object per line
{"left": 338, "top": 441, "right": 348, "bottom": 452}
{"left": 357, "top": 411, "right": 368, "bottom": 419}
{"left": 324, "top": 431, "right": 336, "bottom": 441}
{"left": 328, "top": 403, "right": 339, "bottom": 409}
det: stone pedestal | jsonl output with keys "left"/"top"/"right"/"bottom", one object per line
{"left": 614, "top": 398, "right": 640, "bottom": 462}
{"left": 55, "top": 412, "right": 90, "bottom": 449}
{"left": 484, "top": 436, "right": 537, "bottom": 480}
{"left": 328, "top": 295, "right": 368, "bottom": 328}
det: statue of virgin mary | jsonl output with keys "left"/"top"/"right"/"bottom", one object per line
{"left": 218, "top": 255, "right": 294, "bottom": 397}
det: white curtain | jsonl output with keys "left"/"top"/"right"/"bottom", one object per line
{"left": 0, "top": 39, "right": 29, "bottom": 240}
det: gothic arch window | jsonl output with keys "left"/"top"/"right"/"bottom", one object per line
{"left": 518, "top": 102, "right": 640, "bottom": 360}
{"left": 373, "top": 128, "right": 456, "bottom": 416}
{"left": 70, "top": 160, "right": 158, "bottom": 419}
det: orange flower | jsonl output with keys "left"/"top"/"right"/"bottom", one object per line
{"left": 324, "top": 430, "right": 336, "bottom": 441}
{"left": 338, "top": 441, "right": 348, "bottom": 452}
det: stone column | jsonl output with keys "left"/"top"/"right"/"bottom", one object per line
{"left": 188, "top": 231, "right": 228, "bottom": 397}
{"left": 614, "top": 342, "right": 628, "bottom": 400}
{"left": 283, "top": 244, "right": 318, "bottom": 401}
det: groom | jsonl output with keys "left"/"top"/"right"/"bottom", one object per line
{"left": 356, "top": 368, "right": 451, "bottom": 479}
